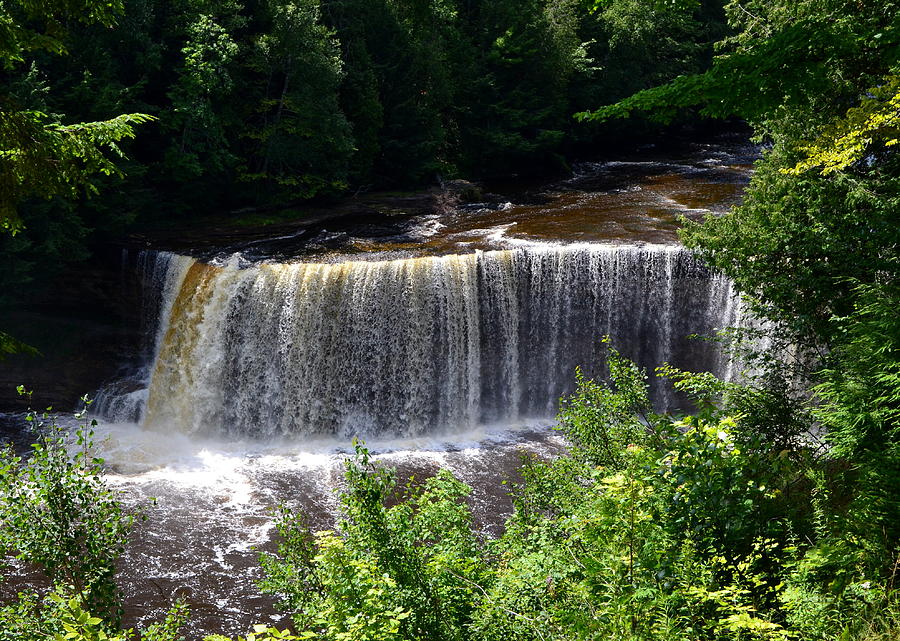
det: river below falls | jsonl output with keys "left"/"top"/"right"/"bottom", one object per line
{"left": 0, "top": 133, "right": 757, "bottom": 638}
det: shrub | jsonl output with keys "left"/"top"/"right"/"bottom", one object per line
{"left": 259, "top": 441, "right": 486, "bottom": 641}
{"left": 0, "top": 395, "right": 135, "bottom": 624}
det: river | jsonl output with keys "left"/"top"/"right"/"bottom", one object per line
{"left": 0, "top": 133, "right": 757, "bottom": 638}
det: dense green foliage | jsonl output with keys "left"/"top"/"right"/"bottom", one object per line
{"left": 578, "top": 1, "right": 899, "bottom": 638}
{"left": 0, "top": 0, "right": 154, "bottom": 234}
{"left": 258, "top": 447, "right": 485, "bottom": 641}
{"left": 0, "top": 0, "right": 154, "bottom": 353}
{"left": 584, "top": 0, "right": 900, "bottom": 592}
{"left": 581, "top": 0, "right": 899, "bottom": 345}
{"left": 0, "top": 398, "right": 133, "bottom": 623}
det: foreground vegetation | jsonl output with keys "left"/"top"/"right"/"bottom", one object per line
{"left": 2, "top": 332, "right": 899, "bottom": 640}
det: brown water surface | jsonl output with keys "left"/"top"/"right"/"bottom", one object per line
{"left": 180, "top": 136, "right": 756, "bottom": 263}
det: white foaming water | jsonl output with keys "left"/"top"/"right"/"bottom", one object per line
{"left": 94, "top": 244, "right": 751, "bottom": 441}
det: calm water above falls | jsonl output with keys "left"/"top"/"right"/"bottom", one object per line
{"left": 216, "top": 137, "right": 755, "bottom": 261}
{"left": 5, "top": 137, "right": 758, "bottom": 638}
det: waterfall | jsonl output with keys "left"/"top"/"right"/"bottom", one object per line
{"left": 93, "top": 251, "right": 195, "bottom": 422}
{"left": 96, "top": 245, "right": 749, "bottom": 438}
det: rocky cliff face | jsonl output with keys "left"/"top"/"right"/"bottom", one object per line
{"left": 0, "top": 252, "right": 142, "bottom": 412}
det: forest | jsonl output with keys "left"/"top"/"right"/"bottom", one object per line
{"left": 1, "top": 0, "right": 899, "bottom": 640}
{"left": 0, "top": 0, "right": 726, "bottom": 301}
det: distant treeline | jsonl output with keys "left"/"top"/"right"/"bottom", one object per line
{"left": 4, "top": 0, "right": 725, "bottom": 214}
{"left": 0, "top": 0, "right": 728, "bottom": 301}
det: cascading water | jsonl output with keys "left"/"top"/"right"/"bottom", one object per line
{"left": 93, "top": 251, "right": 195, "bottom": 421}
{"left": 97, "top": 244, "right": 747, "bottom": 438}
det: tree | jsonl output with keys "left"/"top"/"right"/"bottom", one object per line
{"left": 786, "top": 72, "right": 900, "bottom": 176}
{"left": 0, "top": 0, "right": 153, "bottom": 358}
{"left": 579, "top": 0, "right": 900, "bottom": 589}
{"left": 241, "top": 0, "right": 353, "bottom": 200}
{"left": 260, "top": 442, "right": 486, "bottom": 641}
{"left": 578, "top": 0, "right": 900, "bottom": 344}
{"left": 0, "top": 399, "right": 192, "bottom": 640}
{"left": 0, "top": 0, "right": 154, "bottom": 234}
{"left": 1, "top": 110, "right": 154, "bottom": 233}
{"left": 164, "top": 1, "right": 243, "bottom": 180}
{"left": 814, "top": 281, "right": 900, "bottom": 568}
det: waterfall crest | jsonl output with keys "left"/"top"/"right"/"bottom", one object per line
{"left": 98, "top": 245, "right": 747, "bottom": 437}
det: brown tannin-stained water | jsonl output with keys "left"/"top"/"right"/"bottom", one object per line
{"left": 1, "top": 135, "right": 758, "bottom": 638}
